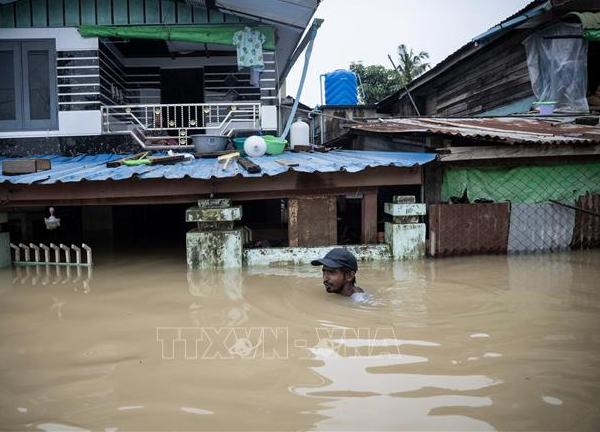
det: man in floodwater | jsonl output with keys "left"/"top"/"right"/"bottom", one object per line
{"left": 311, "top": 248, "right": 366, "bottom": 302}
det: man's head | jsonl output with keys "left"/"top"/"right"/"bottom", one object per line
{"left": 311, "top": 248, "right": 358, "bottom": 294}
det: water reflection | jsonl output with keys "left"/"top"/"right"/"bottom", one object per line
{"left": 292, "top": 337, "right": 499, "bottom": 431}
{"left": 187, "top": 269, "right": 250, "bottom": 326}
{"left": 11, "top": 265, "right": 93, "bottom": 293}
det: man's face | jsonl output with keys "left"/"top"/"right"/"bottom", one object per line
{"left": 322, "top": 266, "right": 351, "bottom": 293}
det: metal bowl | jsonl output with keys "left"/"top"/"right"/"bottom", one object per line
{"left": 190, "top": 135, "right": 229, "bottom": 153}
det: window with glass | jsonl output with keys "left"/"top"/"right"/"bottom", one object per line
{"left": 0, "top": 40, "right": 57, "bottom": 131}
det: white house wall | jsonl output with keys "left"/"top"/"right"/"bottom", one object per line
{"left": 0, "top": 27, "right": 97, "bottom": 50}
{"left": 0, "top": 111, "right": 102, "bottom": 138}
{"left": 0, "top": 27, "right": 102, "bottom": 138}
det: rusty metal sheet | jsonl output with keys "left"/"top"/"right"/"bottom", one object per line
{"left": 288, "top": 195, "right": 337, "bottom": 247}
{"left": 429, "top": 203, "right": 510, "bottom": 257}
{"left": 571, "top": 193, "right": 600, "bottom": 249}
{"left": 351, "top": 117, "right": 600, "bottom": 145}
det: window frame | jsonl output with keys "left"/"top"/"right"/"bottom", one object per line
{"left": 0, "top": 39, "right": 58, "bottom": 132}
{"left": 0, "top": 41, "right": 23, "bottom": 131}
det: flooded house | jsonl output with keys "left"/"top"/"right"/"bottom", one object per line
{"left": 0, "top": 3, "right": 599, "bottom": 429}
{"left": 0, "top": 0, "right": 438, "bottom": 268}
{"left": 334, "top": 0, "right": 600, "bottom": 257}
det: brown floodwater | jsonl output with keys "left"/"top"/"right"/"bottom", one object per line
{"left": 0, "top": 250, "right": 599, "bottom": 431}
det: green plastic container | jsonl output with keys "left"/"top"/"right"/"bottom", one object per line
{"left": 263, "top": 135, "right": 287, "bottom": 155}
{"left": 232, "top": 137, "right": 247, "bottom": 155}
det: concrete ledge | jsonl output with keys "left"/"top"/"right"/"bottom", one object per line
{"left": 244, "top": 244, "right": 391, "bottom": 267}
{"left": 186, "top": 206, "right": 242, "bottom": 223}
{"left": 198, "top": 198, "right": 231, "bottom": 208}
{"left": 384, "top": 203, "right": 427, "bottom": 217}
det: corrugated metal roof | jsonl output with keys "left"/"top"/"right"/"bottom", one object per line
{"left": 350, "top": 117, "right": 600, "bottom": 145}
{"left": 0, "top": 150, "right": 436, "bottom": 185}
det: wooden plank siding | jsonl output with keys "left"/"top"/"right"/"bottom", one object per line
{"left": 391, "top": 31, "right": 535, "bottom": 117}
{"left": 0, "top": 0, "right": 247, "bottom": 27}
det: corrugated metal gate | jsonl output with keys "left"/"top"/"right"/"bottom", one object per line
{"left": 429, "top": 203, "right": 510, "bottom": 257}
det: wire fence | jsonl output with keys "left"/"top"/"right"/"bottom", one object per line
{"left": 430, "top": 162, "right": 600, "bottom": 256}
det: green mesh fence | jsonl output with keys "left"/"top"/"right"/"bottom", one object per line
{"left": 441, "top": 162, "right": 600, "bottom": 204}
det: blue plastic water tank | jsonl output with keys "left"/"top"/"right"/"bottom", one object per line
{"left": 324, "top": 70, "right": 358, "bottom": 105}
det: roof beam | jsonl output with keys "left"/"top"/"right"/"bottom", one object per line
{"left": 0, "top": 166, "right": 422, "bottom": 208}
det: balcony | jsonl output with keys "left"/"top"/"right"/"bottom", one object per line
{"left": 101, "top": 102, "right": 262, "bottom": 149}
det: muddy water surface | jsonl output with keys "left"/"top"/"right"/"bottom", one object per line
{"left": 0, "top": 251, "right": 599, "bottom": 431}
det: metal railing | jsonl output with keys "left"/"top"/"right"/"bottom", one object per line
{"left": 102, "top": 102, "right": 261, "bottom": 133}
{"left": 101, "top": 102, "right": 262, "bottom": 149}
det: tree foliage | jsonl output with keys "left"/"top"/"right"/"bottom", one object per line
{"left": 395, "top": 44, "right": 431, "bottom": 84}
{"left": 349, "top": 62, "right": 402, "bottom": 105}
{"left": 350, "top": 44, "right": 431, "bottom": 104}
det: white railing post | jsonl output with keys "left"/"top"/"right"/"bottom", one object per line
{"left": 50, "top": 243, "right": 60, "bottom": 263}
{"left": 72, "top": 244, "right": 82, "bottom": 265}
{"left": 82, "top": 243, "right": 92, "bottom": 266}
{"left": 40, "top": 243, "right": 50, "bottom": 263}
{"left": 10, "top": 243, "right": 20, "bottom": 262}
{"left": 60, "top": 244, "right": 71, "bottom": 264}
{"left": 19, "top": 243, "right": 30, "bottom": 262}
{"left": 29, "top": 243, "right": 40, "bottom": 263}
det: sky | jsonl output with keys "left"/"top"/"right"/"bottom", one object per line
{"left": 286, "top": 0, "right": 532, "bottom": 107}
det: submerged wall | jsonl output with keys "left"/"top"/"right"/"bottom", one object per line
{"left": 431, "top": 161, "right": 600, "bottom": 256}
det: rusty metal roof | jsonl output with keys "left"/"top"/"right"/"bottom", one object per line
{"left": 350, "top": 117, "right": 600, "bottom": 145}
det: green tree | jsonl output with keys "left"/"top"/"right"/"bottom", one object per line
{"left": 350, "top": 44, "right": 431, "bottom": 104}
{"left": 395, "top": 44, "right": 431, "bottom": 84}
{"left": 350, "top": 62, "right": 403, "bottom": 105}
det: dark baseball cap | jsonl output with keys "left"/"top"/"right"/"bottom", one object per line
{"left": 311, "top": 248, "right": 358, "bottom": 272}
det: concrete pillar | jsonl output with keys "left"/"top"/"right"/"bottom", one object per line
{"left": 186, "top": 199, "right": 243, "bottom": 269}
{"left": 0, "top": 213, "right": 9, "bottom": 268}
{"left": 384, "top": 196, "right": 426, "bottom": 260}
{"left": 361, "top": 189, "right": 378, "bottom": 244}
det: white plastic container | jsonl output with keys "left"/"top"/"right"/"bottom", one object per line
{"left": 290, "top": 119, "right": 309, "bottom": 149}
{"left": 243, "top": 135, "right": 267, "bottom": 157}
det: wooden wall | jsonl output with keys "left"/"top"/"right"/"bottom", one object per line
{"left": 391, "top": 31, "right": 535, "bottom": 117}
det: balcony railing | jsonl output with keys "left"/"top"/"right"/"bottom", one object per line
{"left": 101, "top": 102, "right": 261, "bottom": 149}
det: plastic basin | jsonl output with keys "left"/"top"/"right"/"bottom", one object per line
{"left": 263, "top": 135, "right": 287, "bottom": 155}
{"left": 534, "top": 101, "right": 557, "bottom": 115}
{"left": 233, "top": 138, "right": 247, "bottom": 156}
